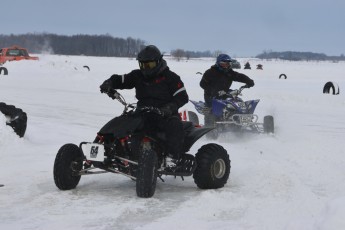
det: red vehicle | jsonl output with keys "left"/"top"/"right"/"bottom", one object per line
{"left": 0, "top": 45, "right": 39, "bottom": 64}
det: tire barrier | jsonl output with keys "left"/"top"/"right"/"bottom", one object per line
{"left": 323, "top": 82, "right": 340, "bottom": 95}
{"left": 279, "top": 74, "right": 287, "bottom": 79}
{"left": 0, "top": 102, "right": 27, "bottom": 137}
{"left": 0, "top": 67, "right": 8, "bottom": 75}
{"left": 83, "top": 65, "right": 90, "bottom": 71}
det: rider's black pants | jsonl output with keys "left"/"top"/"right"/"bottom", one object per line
{"left": 144, "top": 114, "right": 184, "bottom": 159}
{"left": 204, "top": 94, "right": 213, "bottom": 108}
{"left": 203, "top": 94, "right": 217, "bottom": 127}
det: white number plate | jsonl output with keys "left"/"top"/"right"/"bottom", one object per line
{"left": 82, "top": 143, "right": 105, "bottom": 162}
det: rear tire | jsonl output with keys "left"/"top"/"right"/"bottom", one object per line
{"left": 188, "top": 111, "right": 199, "bottom": 126}
{"left": 193, "top": 144, "right": 230, "bottom": 189}
{"left": 53, "top": 144, "right": 84, "bottom": 190}
{"left": 136, "top": 145, "right": 158, "bottom": 198}
{"left": 263, "top": 116, "right": 274, "bottom": 133}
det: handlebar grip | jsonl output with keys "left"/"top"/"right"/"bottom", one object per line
{"left": 102, "top": 88, "right": 119, "bottom": 100}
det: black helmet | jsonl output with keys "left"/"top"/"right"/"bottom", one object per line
{"left": 137, "top": 45, "right": 163, "bottom": 78}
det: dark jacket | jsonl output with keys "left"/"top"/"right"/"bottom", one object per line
{"left": 106, "top": 62, "right": 188, "bottom": 115}
{"left": 200, "top": 65, "right": 254, "bottom": 97}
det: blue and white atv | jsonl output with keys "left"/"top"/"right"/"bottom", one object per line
{"left": 189, "top": 85, "right": 274, "bottom": 139}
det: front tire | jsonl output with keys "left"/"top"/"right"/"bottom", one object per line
{"left": 53, "top": 144, "right": 84, "bottom": 190}
{"left": 136, "top": 145, "right": 158, "bottom": 198}
{"left": 193, "top": 144, "right": 230, "bottom": 189}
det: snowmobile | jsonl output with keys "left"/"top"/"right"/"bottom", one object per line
{"left": 189, "top": 85, "right": 274, "bottom": 139}
{"left": 53, "top": 89, "right": 231, "bottom": 198}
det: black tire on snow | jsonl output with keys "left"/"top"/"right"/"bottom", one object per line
{"left": 188, "top": 111, "right": 199, "bottom": 126}
{"left": 0, "top": 67, "right": 8, "bottom": 75}
{"left": 0, "top": 102, "right": 27, "bottom": 137}
{"left": 83, "top": 65, "right": 90, "bottom": 71}
{"left": 323, "top": 81, "right": 339, "bottom": 95}
{"left": 53, "top": 143, "right": 84, "bottom": 190}
{"left": 279, "top": 74, "right": 287, "bottom": 79}
{"left": 136, "top": 146, "right": 158, "bottom": 198}
{"left": 263, "top": 115, "right": 274, "bottom": 133}
{"left": 193, "top": 143, "right": 230, "bottom": 189}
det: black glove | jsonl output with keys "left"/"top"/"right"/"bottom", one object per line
{"left": 100, "top": 79, "right": 113, "bottom": 93}
{"left": 246, "top": 80, "right": 255, "bottom": 88}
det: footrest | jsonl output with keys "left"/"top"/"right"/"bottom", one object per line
{"left": 159, "top": 154, "right": 197, "bottom": 176}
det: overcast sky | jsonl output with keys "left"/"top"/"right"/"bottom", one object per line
{"left": 3, "top": 0, "right": 345, "bottom": 57}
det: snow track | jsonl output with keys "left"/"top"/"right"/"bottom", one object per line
{"left": 1, "top": 56, "right": 345, "bottom": 229}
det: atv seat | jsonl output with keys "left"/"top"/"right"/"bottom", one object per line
{"left": 153, "top": 121, "right": 194, "bottom": 141}
{"left": 148, "top": 121, "right": 212, "bottom": 153}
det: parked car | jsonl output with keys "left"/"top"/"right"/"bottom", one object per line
{"left": 0, "top": 45, "right": 38, "bottom": 65}
{"left": 231, "top": 59, "right": 241, "bottom": 69}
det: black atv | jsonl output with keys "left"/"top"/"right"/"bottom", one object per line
{"left": 53, "top": 90, "right": 231, "bottom": 198}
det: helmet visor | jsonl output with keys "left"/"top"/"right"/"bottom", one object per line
{"left": 139, "top": 60, "right": 157, "bottom": 70}
{"left": 219, "top": 61, "right": 231, "bottom": 69}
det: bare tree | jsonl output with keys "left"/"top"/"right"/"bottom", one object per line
{"left": 213, "top": 50, "right": 224, "bottom": 58}
{"left": 171, "top": 49, "right": 185, "bottom": 61}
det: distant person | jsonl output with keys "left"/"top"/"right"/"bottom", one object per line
{"left": 200, "top": 54, "right": 254, "bottom": 126}
{"left": 244, "top": 62, "right": 251, "bottom": 69}
{"left": 99, "top": 45, "right": 193, "bottom": 172}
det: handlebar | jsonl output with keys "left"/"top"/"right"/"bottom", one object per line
{"left": 101, "top": 89, "right": 163, "bottom": 116}
{"left": 226, "top": 85, "right": 249, "bottom": 98}
{"left": 101, "top": 89, "right": 136, "bottom": 114}
{"left": 101, "top": 88, "right": 121, "bottom": 100}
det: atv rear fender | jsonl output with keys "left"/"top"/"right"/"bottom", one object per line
{"left": 182, "top": 122, "right": 214, "bottom": 152}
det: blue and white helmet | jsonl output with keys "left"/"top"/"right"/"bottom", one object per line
{"left": 216, "top": 54, "right": 232, "bottom": 71}
{"left": 216, "top": 54, "right": 231, "bottom": 63}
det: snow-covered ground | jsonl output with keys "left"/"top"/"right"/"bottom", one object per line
{"left": 1, "top": 55, "right": 345, "bottom": 230}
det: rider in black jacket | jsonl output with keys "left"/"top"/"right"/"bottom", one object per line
{"left": 200, "top": 54, "right": 255, "bottom": 126}
{"left": 100, "top": 45, "right": 189, "bottom": 169}
{"left": 200, "top": 54, "right": 254, "bottom": 106}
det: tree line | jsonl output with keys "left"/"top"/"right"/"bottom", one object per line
{"left": 256, "top": 51, "right": 345, "bottom": 61}
{"left": 3, "top": 33, "right": 343, "bottom": 61}
{"left": 0, "top": 33, "right": 146, "bottom": 57}
{"left": 0, "top": 33, "right": 217, "bottom": 59}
